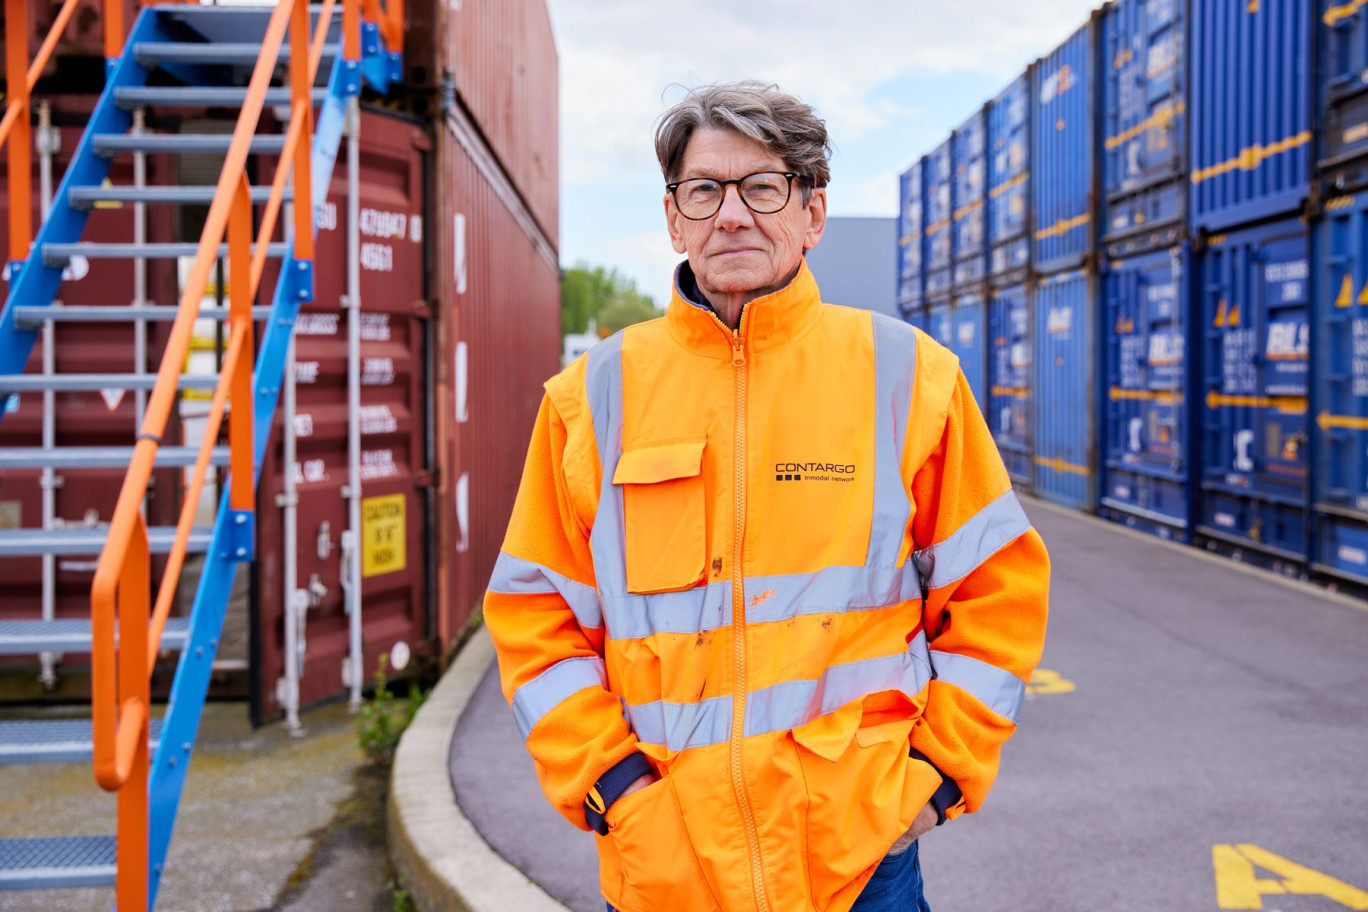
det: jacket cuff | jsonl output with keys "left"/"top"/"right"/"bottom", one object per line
{"left": 909, "top": 745, "right": 963, "bottom": 825}
{"left": 584, "top": 751, "right": 654, "bottom": 836}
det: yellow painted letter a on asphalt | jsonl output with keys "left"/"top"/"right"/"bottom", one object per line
{"left": 1213, "top": 844, "right": 1368, "bottom": 909}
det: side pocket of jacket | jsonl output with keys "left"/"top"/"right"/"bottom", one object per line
{"left": 597, "top": 776, "right": 720, "bottom": 912}
{"left": 613, "top": 438, "right": 708, "bottom": 594}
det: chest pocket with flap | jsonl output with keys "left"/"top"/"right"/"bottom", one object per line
{"left": 613, "top": 438, "right": 707, "bottom": 595}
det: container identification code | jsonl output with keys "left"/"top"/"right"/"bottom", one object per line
{"left": 361, "top": 493, "right": 406, "bottom": 578}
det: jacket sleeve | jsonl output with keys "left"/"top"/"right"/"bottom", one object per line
{"left": 905, "top": 355, "right": 1051, "bottom": 820}
{"left": 483, "top": 389, "right": 641, "bottom": 831}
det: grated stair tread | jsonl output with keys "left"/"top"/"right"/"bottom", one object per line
{"left": 93, "top": 133, "right": 289, "bottom": 156}
{"left": 0, "top": 373, "right": 219, "bottom": 393}
{"left": 0, "top": 836, "right": 115, "bottom": 890}
{"left": 68, "top": 185, "right": 288, "bottom": 207}
{"left": 13, "top": 305, "right": 273, "bottom": 328}
{"left": 0, "top": 718, "right": 164, "bottom": 764}
{"left": 132, "top": 41, "right": 339, "bottom": 65}
{"left": 43, "top": 241, "right": 289, "bottom": 264}
{"left": 0, "top": 445, "right": 230, "bottom": 470}
{"left": 0, "top": 618, "right": 190, "bottom": 656}
{"left": 0, "top": 527, "right": 212, "bottom": 557}
{"left": 114, "top": 86, "right": 329, "bottom": 110}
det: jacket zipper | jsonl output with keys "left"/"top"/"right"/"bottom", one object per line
{"left": 725, "top": 322, "right": 770, "bottom": 912}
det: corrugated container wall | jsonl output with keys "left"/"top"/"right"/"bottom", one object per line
{"left": 1190, "top": 0, "right": 1312, "bottom": 232}
{"left": 254, "top": 109, "right": 434, "bottom": 721}
{"left": 952, "top": 109, "right": 987, "bottom": 289}
{"left": 1034, "top": 269, "right": 1098, "bottom": 510}
{"left": 927, "top": 295, "right": 986, "bottom": 412}
{"left": 1032, "top": 20, "right": 1098, "bottom": 274}
{"left": 1101, "top": 0, "right": 1187, "bottom": 255}
{"left": 1198, "top": 217, "right": 1310, "bottom": 570}
{"left": 925, "top": 141, "right": 955, "bottom": 297}
{"left": 1310, "top": 192, "right": 1368, "bottom": 584}
{"left": 988, "top": 72, "right": 1031, "bottom": 284}
{"left": 989, "top": 284, "right": 1033, "bottom": 488}
{"left": 1318, "top": 0, "right": 1368, "bottom": 190}
{"left": 898, "top": 161, "right": 925, "bottom": 313}
{"left": 440, "top": 0, "right": 559, "bottom": 246}
{"left": 437, "top": 114, "right": 562, "bottom": 650}
{"left": 1100, "top": 244, "right": 1195, "bottom": 539}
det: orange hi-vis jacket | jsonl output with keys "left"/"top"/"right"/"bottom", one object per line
{"left": 485, "top": 260, "right": 1050, "bottom": 912}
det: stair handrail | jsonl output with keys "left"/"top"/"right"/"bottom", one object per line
{"left": 1, "top": 0, "right": 92, "bottom": 266}
{"left": 87, "top": 0, "right": 358, "bottom": 905}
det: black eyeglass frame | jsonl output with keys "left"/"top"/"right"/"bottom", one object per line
{"left": 665, "top": 171, "right": 810, "bottom": 221}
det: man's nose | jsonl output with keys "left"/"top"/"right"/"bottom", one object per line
{"left": 714, "top": 184, "right": 754, "bottom": 229}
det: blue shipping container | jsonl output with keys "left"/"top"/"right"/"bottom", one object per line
{"left": 1101, "top": 245, "right": 1194, "bottom": 540}
{"left": 989, "top": 284, "right": 1033, "bottom": 487}
{"left": 1198, "top": 216, "right": 1310, "bottom": 567}
{"left": 1033, "top": 21, "right": 1097, "bottom": 273}
{"left": 953, "top": 109, "right": 988, "bottom": 289}
{"left": 1318, "top": 0, "right": 1368, "bottom": 184}
{"left": 953, "top": 290, "right": 988, "bottom": 416}
{"left": 1034, "top": 269, "right": 1097, "bottom": 509}
{"left": 898, "top": 161, "right": 925, "bottom": 309}
{"left": 1311, "top": 191, "right": 1368, "bottom": 584}
{"left": 926, "top": 139, "right": 955, "bottom": 295}
{"left": 1101, "top": 0, "right": 1187, "bottom": 249}
{"left": 1190, "top": 0, "right": 1312, "bottom": 231}
{"left": 929, "top": 297, "right": 952, "bottom": 354}
{"left": 988, "top": 72, "right": 1031, "bottom": 282}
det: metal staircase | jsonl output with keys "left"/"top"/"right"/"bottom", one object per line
{"left": 0, "top": 0, "right": 400, "bottom": 906}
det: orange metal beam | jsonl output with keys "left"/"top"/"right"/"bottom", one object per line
{"left": 5, "top": 0, "right": 32, "bottom": 263}
{"left": 343, "top": 0, "right": 361, "bottom": 61}
{"left": 104, "top": 0, "right": 125, "bottom": 61}
{"left": 289, "top": 0, "right": 315, "bottom": 264}
{"left": 26, "top": 0, "right": 84, "bottom": 89}
{"left": 114, "top": 518, "right": 149, "bottom": 912}
{"left": 229, "top": 175, "right": 254, "bottom": 513}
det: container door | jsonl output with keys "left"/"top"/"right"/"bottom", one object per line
{"left": 1318, "top": 0, "right": 1368, "bottom": 173}
{"left": 1101, "top": 246, "right": 1193, "bottom": 539}
{"left": 989, "top": 284, "right": 1033, "bottom": 488}
{"left": 1312, "top": 192, "right": 1368, "bottom": 583}
{"left": 898, "top": 163, "right": 924, "bottom": 310}
{"left": 929, "top": 300, "right": 953, "bottom": 351}
{"left": 1198, "top": 218, "right": 1309, "bottom": 568}
{"left": 925, "top": 142, "right": 954, "bottom": 295}
{"left": 1033, "top": 23, "right": 1096, "bottom": 273}
{"left": 253, "top": 109, "right": 432, "bottom": 722}
{"left": 1190, "top": 0, "right": 1312, "bottom": 231}
{"left": 1034, "top": 270, "right": 1096, "bottom": 510}
{"left": 951, "top": 291, "right": 987, "bottom": 416}
{"left": 1101, "top": 0, "right": 1186, "bottom": 245}
{"left": 953, "top": 111, "right": 987, "bottom": 288}
{"left": 988, "top": 74, "right": 1030, "bottom": 280}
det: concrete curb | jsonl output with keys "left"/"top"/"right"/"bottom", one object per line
{"left": 389, "top": 626, "right": 572, "bottom": 912}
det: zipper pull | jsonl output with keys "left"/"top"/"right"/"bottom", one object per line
{"left": 732, "top": 335, "right": 745, "bottom": 366}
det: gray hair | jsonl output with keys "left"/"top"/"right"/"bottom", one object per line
{"left": 654, "top": 81, "right": 832, "bottom": 198}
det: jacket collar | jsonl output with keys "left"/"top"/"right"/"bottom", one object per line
{"left": 664, "top": 259, "right": 824, "bottom": 360}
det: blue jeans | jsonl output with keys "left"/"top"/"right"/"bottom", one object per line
{"left": 606, "top": 841, "right": 930, "bottom": 912}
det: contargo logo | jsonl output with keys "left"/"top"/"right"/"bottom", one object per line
{"left": 775, "top": 462, "right": 857, "bottom": 483}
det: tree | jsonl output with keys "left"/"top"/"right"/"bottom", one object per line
{"left": 561, "top": 263, "right": 658, "bottom": 337}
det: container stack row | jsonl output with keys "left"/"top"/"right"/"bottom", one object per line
{"left": 895, "top": 0, "right": 1368, "bottom": 591}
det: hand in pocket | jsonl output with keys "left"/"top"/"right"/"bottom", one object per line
{"left": 605, "top": 776, "right": 720, "bottom": 912}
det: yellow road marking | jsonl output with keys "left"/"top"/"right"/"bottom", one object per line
{"left": 1027, "top": 668, "right": 1075, "bottom": 695}
{"left": 1213, "top": 844, "right": 1368, "bottom": 909}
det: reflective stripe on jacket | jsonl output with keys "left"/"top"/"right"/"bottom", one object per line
{"left": 485, "top": 260, "right": 1051, "bottom": 912}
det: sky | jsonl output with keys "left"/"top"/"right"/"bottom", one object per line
{"left": 544, "top": 0, "right": 1102, "bottom": 310}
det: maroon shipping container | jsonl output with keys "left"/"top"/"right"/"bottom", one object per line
{"left": 434, "top": 104, "right": 561, "bottom": 650}
{"left": 0, "top": 102, "right": 180, "bottom": 641}
{"left": 252, "top": 108, "right": 435, "bottom": 720}
{"left": 439, "top": 0, "right": 559, "bottom": 249}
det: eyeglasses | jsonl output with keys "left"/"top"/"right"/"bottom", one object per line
{"left": 666, "top": 171, "right": 807, "bottom": 220}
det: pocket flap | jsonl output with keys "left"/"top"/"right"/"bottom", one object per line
{"left": 613, "top": 439, "right": 705, "bottom": 485}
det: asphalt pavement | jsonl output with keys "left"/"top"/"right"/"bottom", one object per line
{"left": 449, "top": 498, "right": 1368, "bottom": 912}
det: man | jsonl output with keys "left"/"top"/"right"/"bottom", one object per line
{"left": 485, "top": 81, "right": 1050, "bottom": 912}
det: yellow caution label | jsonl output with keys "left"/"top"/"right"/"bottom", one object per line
{"left": 1213, "top": 844, "right": 1368, "bottom": 909}
{"left": 1335, "top": 275, "right": 1354, "bottom": 309}
{"left": 361, "top": 493, "right": 406, "bottom": 578}
{"left": 1359, "top": 279, "right": 1368, "bottom": 306}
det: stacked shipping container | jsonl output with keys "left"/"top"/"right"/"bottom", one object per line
{"left": 895, "top": 0, "right": 1367, "bottom": 591}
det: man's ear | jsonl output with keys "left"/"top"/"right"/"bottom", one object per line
{"left": 664, "top": 194, "right": 687, "bottom": 254}
{"left": 802, "top": 187, "right": 828, "bottom": 250}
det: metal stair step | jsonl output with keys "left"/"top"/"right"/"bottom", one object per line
{"left": 0, "top": 446, "right": 230, "bottom": 470}
{"left": 68, "top": 185, "right": 289, "bottom": 208}
{"left": 132, "top": 41, "right": 339, "bottom": 66}
{"left": 93, "top": 133, "right": 289, "bottom": 156}
{"left": 13, "top": 305, "right": 273, "bottom": 329}
{"left": 0, "top": 373, "right": 218, "bottom": 393}
{"left": 0, "top": 718, "right": 165, "bottom": 765}
{"left": 114, "top": 86, "right": 329, "bottom": 110}
{"left": 0, "top": 836, "right": 115, "bottom": 890}
{"left": 0, "top": 527, "right": 212, "bottom": 557}
{"left": 0, "top": 618, "right": 190, "bottom": 656}
{"left": 43, "top": 242, "right": 289, "bottom": 264}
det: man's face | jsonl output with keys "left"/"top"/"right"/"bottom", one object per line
{"left": 664, "top": 127, "right": 826, "bottom": 304}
